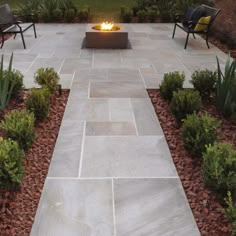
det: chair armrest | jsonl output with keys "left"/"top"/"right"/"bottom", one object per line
{"left": 173, "top": 14, "right": 184, "bottom": 23}
{"left": 0, "top": 21, "right": 18, "bottom": 28}
{"left": 14, "top": 13, "right": 35, "bottom": 22}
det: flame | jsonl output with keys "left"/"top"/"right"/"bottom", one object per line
{"left": 101, "top": 22, "right": 114, "bottom": 31}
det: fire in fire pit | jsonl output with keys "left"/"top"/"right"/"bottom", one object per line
{"left": 101, "top": 22, "right": 114, "bottom": 31}
{"left": 92, "top": 22, "right": 120, "bottom": 32}
{"left": 85, "top": 23, "right": 129, "bottom": 49}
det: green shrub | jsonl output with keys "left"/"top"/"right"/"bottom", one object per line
{"left": 120, "top": 6, "right": 126, "bottom": 16}
{"left": 52, "top": 8, "right": 63, "bottom": 21}
{"left": 159, "top": 71, "right": 185, "bottom": 101}
{"left": 0, "top": 137, "right": 25, "bottom": 189}
{"left": 133, "top": 6, "right": 141, "bottom": 16}
{"left": 170, "top": 89, "right": 201, "bottom": 123}
{"left": 157, "top": 0, "right": 173, "bottom": 22}
{"left": 137, "top": 9, "right": 147, "bottom": 22}
{"left": 78, "top": 8, "right": 90, "bottom": 21}
{"left": 60, "top": 0, "right": 77, "bottom": 14}
{"left": 190, "top": 69, "right": 217, "bottom": 99}
{"left": 216, "top": 55, "right": 236, "bottom": 117}
{"left": 34, "top": 67, "right": 60, "bottom": 94}
{"left": 147, "top": 8, "right": 158, "bottom": 22}
{"left": 172, "top": 0, "right": 194, "bottom": 16}
{"left": 4, "top": 69, "right": 24, "bottom": 99}
{"left": 26, "top": 87, "right": 50, "bottom": 121}
{"left": 203, "top": 142, "right": 236, "bottom": 195}
{"left": 225, "top": 191, "right": 236, "bottom": 235}
{"left": 122, "top": 8, "right": 133, "bottom": 23}
{"left": 64, "top": 8, "right": 76, "bottom": 22}
{"left": 17, "top": 0, "right": 40, "bottom": 22}
{"left": 39, "top": 0, "right": 60, "bottom": 22}
{"left": 0, "top": 53, "right": 14, "bottom": 111}
{"left": 0, "top": 109, "right": 36, "bottom": 151}
{"left": 182, "top": 113, "right": 219, "bottom": 157}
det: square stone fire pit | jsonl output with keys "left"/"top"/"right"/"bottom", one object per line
{"left": 85, "top": 24, "right": 129, "bottom": 49}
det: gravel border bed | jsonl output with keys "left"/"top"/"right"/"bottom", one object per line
{"left": 0, "top": 90, "right": 69, "bottom": 236}
{"left": 148, "top": 89, "right": 234, "bottom": 236}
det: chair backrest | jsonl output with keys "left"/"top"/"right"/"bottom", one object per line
{"left": 201, "top": 4, "right": 221, "bottom": 27}
{"left": 0, "top": 4, "right": 15, "bottom": 27}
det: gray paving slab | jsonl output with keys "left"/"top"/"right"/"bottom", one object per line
{"left": 107, "top": 68, "right": 143, "bottom": 84}
{"left": 90, "top": 81, "right": 148, "bottom": 98}
{"left": 1, "top": 23, "right": 228, "bottom": 235}
{"left": 59, "top": 58, "right": 92, "bottom": 74}
{"left": 114, "top": 178, "right": 200, "bottom": 236}
{"left": 63, "top": 98, "right": 110, "bottom": 121}
{"left": 31, "top": 179, "right": 114, "bottom": 236}
{"left": 48, "top": 121, "right": 84, "bottom": 177}
{"left": 86, "top": 121, "right": 137, "bottom": 136}
{"left": 59, "top": 74, "right": 74, "bottom": 89}
{"left": 131, "top": 98, "right": 163, "bottom": 135}
{"left": 109, "top": 99, "right": 134, "bottom": 121}
{"left": 74, "top": 68, "right": 108, "bottom": 81}
{"left": 81, "top": 136, "right": 177, "bottom": 178}
{"left": 93, "top": 51, "right": 123, "bottom": 68}
{"left": 69, "top": 80, "right": 90, "bottom": 99}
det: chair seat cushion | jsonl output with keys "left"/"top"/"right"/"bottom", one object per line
{"left": 194, "top": 16, "right": 211, "bottom": 31}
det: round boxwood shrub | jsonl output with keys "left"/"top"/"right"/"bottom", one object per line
{"left": 182, "top": 112, "right": 220, "bottom": 157}
{"left": 0, "top": 137, "right": 25, "bottom": 189}
{"left": 26, "top": 87, "right": 50, "bottom": 121}
{"left": 170, "top": 89, "right": 201, "bottom": 123}
{"left": 203, "top": 142, "right": 236, "bottom": 195}
{"left": 203, "top": 143, "right": 236, "bottom": 196}
{"left": 159, "top": 71, "right": 185, "bottom": 102}
{"left": 34, "top": 67, "right": 60, "bottom": 94}
{"left": 0, "top": 109, "right": 36, "bottom": 151}
{"left": 190, "top": 69, "right": 217, "bottom": 99}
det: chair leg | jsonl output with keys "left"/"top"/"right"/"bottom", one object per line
{"left": 192, "top": 33, "right": 196, "bottom": 39}
{"left": 14, "top": 33, "right": 17, "bottom": 39}
{"left": 1, "top": 34, "right": 4, "bottom": 48}
{"left": 172, "top": 23, "right": 177, "bottom": 38}
{"left": 33, "top": 24, "right": 37, "bottom": 38}
{"left": 184, "top": 32, "right": 190, "bottom": 49}
{"left": 20, "top": 31, "right": 26, "bottom": 49}
{"left": 206, "top": 33, "right": 210, "bottom": 49}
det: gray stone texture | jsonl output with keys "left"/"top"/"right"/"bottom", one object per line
{"left": 1, "top": 23, "right": 227, "bottom": 236}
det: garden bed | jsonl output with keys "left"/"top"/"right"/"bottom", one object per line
{"left": 0, "top": 89, "right": 69, "bottom": 236}
{"left": 148, "top": 89, "right": 235, "bottom": 236}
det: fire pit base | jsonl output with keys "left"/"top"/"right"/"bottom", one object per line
{"left": 85, "top": 24, "right": 129, "bottom": 49}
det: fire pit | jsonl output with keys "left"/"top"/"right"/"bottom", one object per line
{"left": 85, "top": 23, "right": 129, "bottom": 49}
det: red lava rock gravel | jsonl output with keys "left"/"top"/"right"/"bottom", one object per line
{"left": 148, "top": 89, "right": 235, "bottom": 236}
{"left": 0, "top": 90, "right": 69, "bottom": 236}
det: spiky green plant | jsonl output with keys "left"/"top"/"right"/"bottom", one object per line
{"left": 17, "top": 0, "right": 40, "bottom": 22}
{"left": 216, "top": 55, "right": 236, "bottom": 117}
{"left": 0, "top": 53, "right": 14, "bottom": 111}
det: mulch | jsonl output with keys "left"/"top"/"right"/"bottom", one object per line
{"left": 148, "top": 89, "right": 235, "bottom": 236}
{"left": 0, "top": 90, "right": 69, "bottom": 236}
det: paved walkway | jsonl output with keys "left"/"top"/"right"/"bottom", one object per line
{"left": 1, "top": 24, "right": 227, "bottom": 236}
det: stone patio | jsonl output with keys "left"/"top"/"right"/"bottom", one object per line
{"left": 1, "top": 23, "right": 228, "bottom": 236}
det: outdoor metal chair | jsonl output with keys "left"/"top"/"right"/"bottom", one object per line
{"left": 172, "top": 4, "right": 221, "bottom": 49}
{"left": 0, "top": 4, "right": 37, "bottom": 49}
